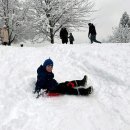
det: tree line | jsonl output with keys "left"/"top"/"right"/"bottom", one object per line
{"left": 1, "top": 1, "right": 129, "bottom": 44}
{"left": 0, "top": 0, "right": 94, "bottom": 45}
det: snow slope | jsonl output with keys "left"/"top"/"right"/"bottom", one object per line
{"left": 0, "top": 43, "right": 130, "bottom": 130}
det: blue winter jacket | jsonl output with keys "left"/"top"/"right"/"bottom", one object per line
{"left": 36, "top": 65, "right": 58, "bottom": 91}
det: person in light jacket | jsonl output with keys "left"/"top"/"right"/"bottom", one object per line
{"left": 1, "top": 25, "right": 9, "bottom": 45}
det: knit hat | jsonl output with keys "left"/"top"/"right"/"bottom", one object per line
{"left": 43, "top": 58, "right": 53, "bottom": 68}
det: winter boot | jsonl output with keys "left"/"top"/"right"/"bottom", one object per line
{"left": 76, "top": 75, "right": 87, "bottom": 87}
{"left": 78, "top": 86, "right": 93, "bottom": 96}
{"left": 87, "top": 86, "right": 93, "bottom": 94}
{"left": 81, "top": 75, "right": 87, "bottom": 86}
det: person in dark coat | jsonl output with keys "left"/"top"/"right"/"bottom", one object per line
{"left": 88, "top": 23, "right": 101, "bottom": 44}
{"left": 68, "top": 33, "right": 74, "bottom": 44}
{"left": 60, "top": 27, "right": 68, "bottom": 44}
{"left": 34, "top": 58, "right": 92, "bottom": 97}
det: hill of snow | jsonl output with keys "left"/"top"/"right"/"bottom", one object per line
{"left": 0, "top": 43, "right": 130, "bottom": 130}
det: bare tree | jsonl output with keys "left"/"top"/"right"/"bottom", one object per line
{"left": 27, "top": 0, "right": 95, "bottom": 43}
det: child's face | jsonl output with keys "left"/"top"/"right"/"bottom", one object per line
{"left": 46, "top": 65, "right": 53, "bottom": 72}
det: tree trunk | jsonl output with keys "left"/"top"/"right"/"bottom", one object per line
{"left": 50, "top": 28, "right": 54, "bottom": 44}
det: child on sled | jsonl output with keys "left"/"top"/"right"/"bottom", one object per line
{"left": 34, "top": 58, "right": 93, "bottom": 98}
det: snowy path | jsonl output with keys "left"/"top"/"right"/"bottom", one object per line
{"left": 0, "top": 44, "right": 130, "bottom": 130}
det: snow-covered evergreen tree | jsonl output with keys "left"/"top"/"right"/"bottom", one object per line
{"left": 108, "top": 27, "right": 130, "bottom": 43}
{"left": 119, "top": 11, "right": 130, "bottom": 28}
{"left": 108, "top": 12, "right": 130, "bottom": 43}
{"left": 26, "top": 0, "right": 95, "bottom": 43}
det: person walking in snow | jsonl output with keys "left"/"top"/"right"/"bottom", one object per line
{"left": 60, "top": 27, "right": 68, "bottom": 44}
{"left": 68, "top": 33, "right": 74, "bottom": 44}
{"left": 0, "top": 25, "right": 9, "bottom": 45}
{"left": 34, "top": 58, "right": 92, "bottom": 98}
{"left": 88, "top": 23, "right": 101, "bottom": 44}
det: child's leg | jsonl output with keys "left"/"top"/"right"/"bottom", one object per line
{"left": 49, "top": 85, "right": 92, "bottom": 96}
{"left": 58, "top": 75, "right": 87, "bottom": 88}
{"left": 74, "top": 75, "right": 87, "bottom": 87}
{"left": 49, "top": 85, "right": 79, "bottom": 95}
{"left": 61, "top": 86, "right": 78, "bottom": 95}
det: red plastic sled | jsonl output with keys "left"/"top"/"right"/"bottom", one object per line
{"left": 47, "top": 92, "right": 61, "bottom": 97}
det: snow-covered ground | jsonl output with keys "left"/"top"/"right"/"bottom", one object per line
{"left": 0, "top": 43, "right": 130, "bottom": 130}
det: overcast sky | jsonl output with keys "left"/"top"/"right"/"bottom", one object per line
{"left": 74, "top": 0, "right": 130, "bottom": 43}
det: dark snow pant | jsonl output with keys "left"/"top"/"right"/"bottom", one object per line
{"left": 48, "top": 77, "right": 90, "bottom": 96}
{"left": 70, "top": 41, "right": 73, "bottom": 44}
{"left": 49, "top": 80, "right": 79, "bottom": 95}
{"left": 90, "top": 35, "right": 101, "bottom": 44}
{"left": 61, "top": 38, "right": 68, "bottom": 44}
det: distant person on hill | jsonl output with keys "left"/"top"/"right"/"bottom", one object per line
{"left": 88, "top": 23, "right": 101, "bottom": 44}
{"left": 60, "top": 27, "right": 68, "bottom": 44}
{"left": 68, "top": 33, "right": 74, "bottom": 44}
{"left": 34, "top": 58, "right": 93, "bottom": 98}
